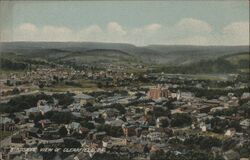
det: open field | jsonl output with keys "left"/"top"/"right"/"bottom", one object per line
{"left": 0, "top": 131, "right": 13, "bottom": 141}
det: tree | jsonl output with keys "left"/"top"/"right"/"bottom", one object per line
{"left": 80, "top": 121, "right": 95, "bottom": 129}
{"left": 52, "top": 93, "right": 75, "bottom": 107}
{"left": 161, "top": 119, "right": 169, "bottom": 128}
{"left": 209, "top": 117, "right": 229, "bottom": 133}
{"left": 51, "top": 112, "right": 73, "bottom": 124}
{"left": 12, "top": 88, "right": 20, "bottom": 94}
{"left": 97, "top": 82, "right": 103, "bottom": 88}
{"left": 38, "top": 83, "right": 45, "bottom": 89}
{"left": 229, "top": 120, "right": 242, "bottom": 132}
{"left": 111, "top": 103, "right": 126, "bottom": 114}
{"left": 97, "top": 124, "right": 123, "bottom": 137}
{"left": 222, "top": 139, "right": 238, "bottom": 151}
{"left": 171, "top": 113, "right": 192, "bottom": 127}
{"left": 63, "top": 138, "right": 81, "bottom": 148}
{"left": 154, "top": 107, "right": 170, "bottom": 117}
{"left": 59, "top": 126, "right": 68, "bottom": 137}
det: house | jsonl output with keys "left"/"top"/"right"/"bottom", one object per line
{"left": 28, "top": 127, "right": 42, "bottom": 138}
{"left": 156, "top": 116, "right": 170, "bottom": 128}
{"left": 66, "top": 122, "right": 82, "bottom": 134}
{"left": 14, "top": 112, "right": 29, "bottom": 124}
{"left": 146, "top": 131, "right": 166, "bottom": 142}
{"left": 210, "top": 107, "right": 226, "bottom": 113}
{"left": 204, "top": 99, "right": 221, "bottom": 107}
{"left": 38, "top": 119, "right": 52, "bottom": 128}
{"left": 42, "top": 129, "right": 60, "bottom": 139}
{"left": 74, "top": 93, "right": 95, "bottom": 105}
{"left": 0, "top": 117, "right": 16, "bottom": 131}
{"left": 38, "top": 105, "right": 53, "bottom": 115}
{"left": 79, "top": 127, "right": 90, "bottom": 136}
{"left": 106, "top": 119, "right": 124, "bottom": 127}
{"left": 24, "top": 107, "right": 39, "bottom": 116}
{"left": 7, "top": 151, "right": 23, "bottom": 160}
{"left": 24, "top": 152, "right": 43, "bottom": 160}
{"left": 122, "top": 123, "right": 136, "bottom": 137}
{"left": 199, "top": 122, "right": 211, "bottom": 132}
{"left": 102, "top": 136, "right": 127, "bottom": 148}
{"left": 74, "top": 152, "right": 91, "bottom": 160}
{"left": 147, "top": 85, "right": 172, "bottom": 100}
{"left": 195, "top": 113, "right": 209, "bottom": 122}
{"left": 240, "top": 119, "right": 250, "bottom": 130}
{"left": 225, "top": 128, "right": 236, "bottom": 137}
{"left": 197, "top": 105, "right": 213, "bottom": 113}
{"left": 179, "top": 91, "right": 195, "bottom": 100}
{"left": 11, "top": 134, "right": 25, "bottom": 144}
{"left": 241, "top": 92, "right": 250, "bottom": 100}
{"left": 101, "top": 108, "right": 119, "bottom": 120}
{"left": 93, "top": 132, "right": 106, "bottom": 140}
{"left": 219, "top": 96, "right": 229, "bottom": 102}
{"left": 68, "top": 103, "right": 82, "bottom": 112}
{"left": 91, "top": 111, "right": 101, "bottom": 120}
{"left": 72, "top": 112, "right": 82, "bottom": 119}
{"left": 223, "top": 150, "right": 240, "bottom": 160}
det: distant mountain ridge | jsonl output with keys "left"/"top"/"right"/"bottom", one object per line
{"left": 0, "top": 42, "right": 249, "bottom": 65}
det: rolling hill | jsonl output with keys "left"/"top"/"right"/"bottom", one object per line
{"left": 0, "top": 42, "right": 249, "bottom": 73}
{"left": 1, "top": 42, "right": 249, "bottom": 64}
{"left": 156, "top": 52, "right": 250, "bottom": 74}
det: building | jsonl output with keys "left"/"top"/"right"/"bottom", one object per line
{"left": 147, "top": 85, "right": 171, "bottom": 100}
{"left": 74, "top": 93, "right": 95, "bottom": 105}
{"left": 240, "top": 119, "right": 250, "bottom": 130}
{"left": 225, "top": 128, "right": 236, "bottom": 137}
{"left": 28, "top": 127, "right": 42, "bottom": 138}
{"left": 122, "top": 123, "right": 136, "bottom": 137}
{"left": 93, "top": 132, "right": 107, "bottom": 140}
{"left": 11, "top": 134, "right": 25, "bottom": 143}
{"left": 241, "top": 92, "right": 250, "bottom": 100}
{"left": 0, "top": 117, "right": 16, "bottom": 131}
{"left": 156, "top": 116, "right": 170, "bottom": 128}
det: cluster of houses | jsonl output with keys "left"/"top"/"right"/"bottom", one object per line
{"left": 1, "top": 81, "right": 249, "bottom": 160}
{"left": 0, "top": 65, "right": 250, "bottom": 160}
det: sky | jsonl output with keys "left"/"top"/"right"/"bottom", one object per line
{"left": 0, "top": 1, "right": 249, "bottom": 46}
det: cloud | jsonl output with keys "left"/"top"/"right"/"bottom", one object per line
{"left": 84, "top": 25, "right": 103, "bottom": 34}
{"left": 14, "top": 23, "right": 38, "bottom": 41}
{"left": 78, "top": 25, "right": 104, "bottom": 42}
{"left": 176, "top": 18, "right": 212, "bottom": 33}
{"left": 221, "top": 21, "right": 249, "bottom": 45}
{"left": 41, "top": 25, "right": 73, "bottom": 41}
{"left": 172, "top": 21, "right": 249, "bottom": 45}
{"left": 9, "top": 19, "right": 249, "bottom": 45}
{"left": 145, "top": 24, "right": 162, "bottom": 32}
{"left": 18, "top": 23, "right": 38, "bottom": 32}
{"left": 107, "top": 22, "right": 126, "bottom": 36}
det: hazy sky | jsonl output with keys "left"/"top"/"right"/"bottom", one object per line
{"left": 0, "top": 1, "right": 249, "bottom": 46}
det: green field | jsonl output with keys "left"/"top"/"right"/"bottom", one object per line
{"left": 0, "top": 131, "right": 13, "bottom": 141}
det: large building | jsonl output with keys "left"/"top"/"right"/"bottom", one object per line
{"left": 147, "top": 85, "right": 172, "bottom": 100}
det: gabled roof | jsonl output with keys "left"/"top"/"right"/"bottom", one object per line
{"left": 29, "top": 127, "right": 40, "bottom": 133}
{"left": 0, "top": 117, "right": 13, "bottom": 124}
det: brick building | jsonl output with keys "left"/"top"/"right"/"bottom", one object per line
{"left": 147, "top": 85, "right": 171, "bottom": 100}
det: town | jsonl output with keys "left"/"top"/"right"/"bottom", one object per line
{"left": 0, "top": 64, "right": 249, "bottom": 160}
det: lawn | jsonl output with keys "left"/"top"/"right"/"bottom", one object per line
{"left": 186, "top": 129, "right": 229, "bottom": 141}
{"left": 0, "top": 131, "right": 13, "bottom": 141}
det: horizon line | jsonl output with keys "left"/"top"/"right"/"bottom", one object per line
{"left": 0, "top": 41, "right": 249, "bottom": 47}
